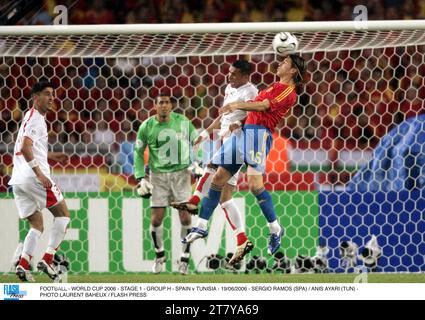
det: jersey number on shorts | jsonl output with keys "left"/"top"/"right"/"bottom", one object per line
{"left": 249, "top": 151, "right": 264, "bottom": 165}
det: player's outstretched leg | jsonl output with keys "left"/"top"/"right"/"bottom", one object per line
{"left": 183, "top": 151, "right": 236, "bottom": 244}
{"left": 221, "top": 196, "right": 254, "bottom": 266}
{"left": 171, "top": 166, "right": 216, "bottom": 215}
{"left": 182, "top": 181, "right": 223, "bottom": 244}
{"left": 252, "top": 186, "right": 284, "bottom": 255}
{"left": 37, "top": 200, "right": 70, "bottom": 280}
{"left": 248, "top": 168, "right": 284, "bottom": 255}
{"left": 16, "top": 229, "right": 41, "bottom": 282}
{"left": 182, "top": 226, "right": 209, "bottom": 244}
{"left": 16, "top": 211, "right": 44, "bottom": 282}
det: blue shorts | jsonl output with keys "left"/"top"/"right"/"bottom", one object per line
{"left": 211, "top": 124, "right": 273, "bottom": 176}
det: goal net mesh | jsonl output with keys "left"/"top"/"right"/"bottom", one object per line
{"left": 0, "top": 27, "right": 424, "bottom": 274}
{"left": 1, "top": 29, "right": 425, "bottom": 57}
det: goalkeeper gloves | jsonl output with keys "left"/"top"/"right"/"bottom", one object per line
{"left": 137, "top": 178, "right": 153, "bottom": 199}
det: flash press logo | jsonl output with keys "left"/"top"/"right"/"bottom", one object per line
{"left": 3, "top": 285, "right": 27, "bottom": 300}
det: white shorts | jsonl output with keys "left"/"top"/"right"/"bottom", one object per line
{"left": 150, "top": 169, "right": 192, "bottom": 208}
{"left": 12, "top": 178, "right": 64, "bottom": 219}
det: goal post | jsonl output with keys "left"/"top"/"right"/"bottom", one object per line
{"left": 0, "top": 21, "right": 424, "bottom": 274}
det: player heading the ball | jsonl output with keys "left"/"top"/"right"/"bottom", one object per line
{"left": 183, "top": 54, "right": 306, "bottom": 260}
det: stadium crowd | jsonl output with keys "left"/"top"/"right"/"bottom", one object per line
{"left": 12, "top": 0, "right": 425, "bottom": 25}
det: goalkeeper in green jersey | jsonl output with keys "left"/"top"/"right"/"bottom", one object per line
{"left": 134, "top": 93, "right": 197, "bottom": 275}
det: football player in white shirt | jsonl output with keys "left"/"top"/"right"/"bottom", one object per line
{"left": 172, "top": 60, "right": 258, "bottom": 266}
{"left": 8, "top": 79, "right": 71, "bottom": 282}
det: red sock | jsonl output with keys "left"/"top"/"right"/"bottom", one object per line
{"left": 236, "top": 232, "right": 248, "bottom": 246}
{"left": 189, "top": 195, "right": 200, "bottom": 206}
{"left": 191, "top": 172, "right": 212, "bottom": 206}
{"left": 19, "top": 256, "right": 31, "bottom": 270}
{"left": 42, "top": 253, "right": 54, "bottom": 265}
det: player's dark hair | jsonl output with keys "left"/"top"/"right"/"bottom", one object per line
{"left": 232, "top": 59, "right": 252, "bottom": 75}
{"left": 31, "top": 78, "right": 54, "bottom": 95}
{"left": 155, "top": 92, "right": 172, "bottom": 104}
{"left": 289, "top": 54, "right": 306, "bottom": 86}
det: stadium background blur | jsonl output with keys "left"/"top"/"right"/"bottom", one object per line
{"left": 3, "top": 0, "right": 425, "bottom": 25}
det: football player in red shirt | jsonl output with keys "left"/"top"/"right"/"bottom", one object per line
{"left": 183, "top": 54, "right": 306, "bottom": 265}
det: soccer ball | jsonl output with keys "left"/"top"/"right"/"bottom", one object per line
{"left": 272, "top": 32, "right": 299, "bottom": 56}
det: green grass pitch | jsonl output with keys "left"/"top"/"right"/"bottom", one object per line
{"left": 1, "top": 273, "right": 424, "bottom": 283}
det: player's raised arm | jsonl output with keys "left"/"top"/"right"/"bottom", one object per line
{"left": 47, "top": 152, "right": 69, "bottom": 165}
{"left": 219, "top": 100, "right": 270, "bottom": 114}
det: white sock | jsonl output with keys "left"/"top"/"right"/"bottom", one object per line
{"left": 181, "top": 225, "right": 192, "bottom": 259}
{"left": 150, "top": 225, "right": 164, "bottom": 253}
{"left": 47, "top": 217, "right": 70, "bottom": 251}
{"left": 194, "top": 167, "right": 216, "bottom": 200}
{"left": 268, "top": 220, "right": 281, "bottom": 235}
{"left": 196, "top": 218, "right": 209, "bottom": 230}
{"left": 22, "top": 228, "right": 42, "bottom": 258}
{"left": 221, "top": 199, "right": 244, "bottom": 235}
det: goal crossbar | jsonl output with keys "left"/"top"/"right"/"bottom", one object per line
{"left": 1, "top": 20, "right": 425, "bottom": 36}
{"left": 0, "top": 20, "right": 424, "bottom": 57}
